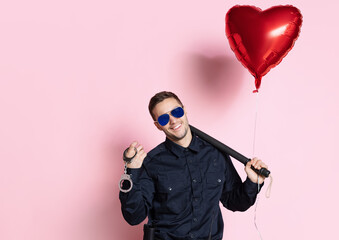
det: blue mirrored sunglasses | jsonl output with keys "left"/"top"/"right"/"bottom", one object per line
{"left": 156, "top": 107, "right": 184, "bottom": 126}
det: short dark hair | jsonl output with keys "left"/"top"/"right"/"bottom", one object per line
{"left": 148, "top": 91, "right": 183, "bottom": 120}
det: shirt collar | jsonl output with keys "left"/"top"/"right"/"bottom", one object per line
{"left": 164, "top": 132, "right": 200, "bottom": 157}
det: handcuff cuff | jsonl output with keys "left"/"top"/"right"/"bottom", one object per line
{"left": 119, "top": 147, "right": 137, "bottom": 193}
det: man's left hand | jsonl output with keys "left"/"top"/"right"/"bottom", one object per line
{"left": 245, "top": 157, "right": 268, "bottom": 184}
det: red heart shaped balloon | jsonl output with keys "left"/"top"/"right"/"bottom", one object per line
{"left": 225, "top": 5, "right": 302, "bottom": 92}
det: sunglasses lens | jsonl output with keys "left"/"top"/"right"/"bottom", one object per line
{"left": 157, "top": 114, "right": 170, "bottom": 126}
{"left": 171, "top": 107, "right": 184, "bottom": 118}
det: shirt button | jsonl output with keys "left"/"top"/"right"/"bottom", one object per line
{"left": 192, "top": 179, "right": 197, "bottom": 183}
{"left": 190, "top": 233, "right": 195, "bottom": 238}
{"left": 193, "top": 218, "right": 198, "bottom": 222}
{"left": 217, "top": 179, "right": 221, "bottom": 183}
{"left": 168, "top": 187, "right": 172, "bottom": 191}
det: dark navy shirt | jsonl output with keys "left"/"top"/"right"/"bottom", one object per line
{"left": 119, "top": 134, "right": 262, "bottom": 240}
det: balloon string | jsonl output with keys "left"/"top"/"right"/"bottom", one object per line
{"left": 252, "top": 93, "right": 258, "bottom": 156}
{"left": 252, "top": 93, "right": 273, "bottom": 240}
{"left": 252, "top": 93, "right": 264, "bottom": 240}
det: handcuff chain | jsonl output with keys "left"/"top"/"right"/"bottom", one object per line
{"left": 124, "top": 162, "right": 127, "bottom": 174}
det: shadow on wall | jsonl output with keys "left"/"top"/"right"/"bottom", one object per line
{"left": 180, "top": 52, "right": 245, "bottom": 113}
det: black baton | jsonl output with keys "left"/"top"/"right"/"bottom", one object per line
{"left": 143, "top": 224, "right": 155, "bottom": 240}
{"left": 190, "top": 125, "right": 270, "bottom": 178}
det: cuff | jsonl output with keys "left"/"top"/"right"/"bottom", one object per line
{"left": 127, "top": 167, "right": 143, "bottom": 182}
{"left": 244, "top": 177, "right": 264, "bottom": 193}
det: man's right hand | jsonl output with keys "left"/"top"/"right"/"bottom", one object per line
{"left": 125, "top": 141, "right": 147, "bottom": 169}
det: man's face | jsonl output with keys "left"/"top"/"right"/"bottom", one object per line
{"left": 152, "top": 97, "right": 190, "bottom": 145}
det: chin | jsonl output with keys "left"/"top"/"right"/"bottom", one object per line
{"left": 171, "top": 128, "right": 188, "bottom": 141}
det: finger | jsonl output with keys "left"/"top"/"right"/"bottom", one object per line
{"left": 254, "top": 160, "right": 268, "bottom": 170}
{"left": 125, "top": 142, "right": 138, "bottom": 158}
{"left": 249, "top": 160, "right": 256, "bottom": 169}
{"left": 251, "top": 158, "right": 263, "bottom": 169}
{"left": 251, "top": 157, "right": 259, "bottom": 164}
{"left": 134, "top": 146, "right": 146, "bottom": 160}
{"left": 254, "top": 159, "right": 261, "bottom": 169}
{"left": 130, "top": 141, "right": 138, "bottom": 149}
{"left": 125, "top": 150, "right": 135, "bottom": 159}
{"left": 137, "top": 149, "right": 145, "bottom": 156}
{"left": 258, "top": 162, "right": 268, "bottom": 169}
{"left": 136, "top": 145, "right": 144, "bottom": 152}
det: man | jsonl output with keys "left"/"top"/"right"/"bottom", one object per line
{"left": 119, "top": 91, "right": 267, "bottom": 240}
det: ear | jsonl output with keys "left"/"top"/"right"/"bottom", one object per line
{"left": 154, "top": 121, "right": 163, "bottom": 131}
{"left": 183, "top": 106, "right": 187, "bottom": 115}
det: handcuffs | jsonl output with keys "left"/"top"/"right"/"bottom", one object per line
{"left": 119, "top": 147, "right": 137, "bottom": 193}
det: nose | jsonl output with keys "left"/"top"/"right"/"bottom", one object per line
{"left": 168, "top": 114, "right": 177, "bottom": 125}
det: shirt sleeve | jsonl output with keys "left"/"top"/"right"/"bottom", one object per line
{"left": 119, "top": 161, "right": 155, "bottom": 225}
{"left": 220, "top": 154, "right": 264, "bottom": 212}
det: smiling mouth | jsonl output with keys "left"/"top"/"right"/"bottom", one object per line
{"left": 171, "top": 123, "right": 182, "bottom": 130}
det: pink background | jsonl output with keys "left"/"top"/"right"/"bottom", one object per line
{"left": 1, "top": 0, "right": 338, "bottom": 239}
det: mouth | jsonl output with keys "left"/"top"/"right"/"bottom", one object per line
{"left": 171, "top": 123, "right": 182, "bottom": 131}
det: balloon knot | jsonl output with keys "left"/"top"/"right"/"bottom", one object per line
{"left": 253, "top": 89, "right": 259, "bottom": 93}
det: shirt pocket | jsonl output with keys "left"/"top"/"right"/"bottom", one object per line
{"left": 206, "top": 172, "right": 224, "bottom": 185}
{"left": 154, "top": 172, "right": 189, "bottom": 216}
{"left": 206, "top": 171, "right": 225, "bottom": 198}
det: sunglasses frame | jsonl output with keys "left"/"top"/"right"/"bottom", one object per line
{"left": 155, "top": 106, "right": 185, "bottom": 126}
